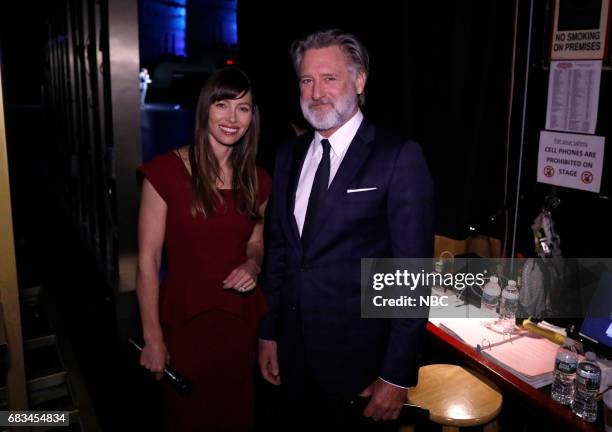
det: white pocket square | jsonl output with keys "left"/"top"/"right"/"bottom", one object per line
{"left": 346, "top": 187, "right": 378, "bottom": 193}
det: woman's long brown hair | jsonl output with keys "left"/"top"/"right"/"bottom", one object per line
{"left": 189, "top": 67, "right": 261, "bottom": 219}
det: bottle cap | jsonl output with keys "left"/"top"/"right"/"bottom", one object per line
{"left": 490, "top": 276, "right": 498, "bottom": 283}
{"left": 585, "top": 351, "right": 596, "bottom": 361}
{"left": 508, "top": 280, "right": 517, "bottom": 286}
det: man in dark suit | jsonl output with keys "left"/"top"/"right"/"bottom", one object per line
{"left": 258, "top": 29, "right": 434, "bottom": 430}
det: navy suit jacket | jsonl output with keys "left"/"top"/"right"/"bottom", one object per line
{"left": 260, "top": 119, "right": 434, "bottom": 394}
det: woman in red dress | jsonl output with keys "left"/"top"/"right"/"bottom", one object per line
{"left": 136, "top": 67, "right": 271, "bottom": 431}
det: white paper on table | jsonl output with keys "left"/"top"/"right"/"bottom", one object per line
{"left": 434, "top": 318, "right": 524, "bottom": 349}
{"left": 431, "top": 318, "right": 557, "bottom": 388}
{"left": 545, "top": 60, "right": 602, "bottom": 134}
{"left": 482, "top": 334, "right": 558, "bottom": 378}
{"left": 538, "top": 320, "right": 567, "bottom": 336}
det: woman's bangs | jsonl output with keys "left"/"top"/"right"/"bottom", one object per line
{"left": 211, "top": 82, "right": 250, "bottom": 103}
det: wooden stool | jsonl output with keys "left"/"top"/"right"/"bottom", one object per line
{"left": 405, "top": 364, "right": 502, "bottom": 432}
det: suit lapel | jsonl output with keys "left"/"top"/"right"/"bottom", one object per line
{"left": 304, "top": 120, "right": 376, "bottom": 256}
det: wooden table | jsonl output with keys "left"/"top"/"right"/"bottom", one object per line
{"left": 426, "top": 322, "right": 601, "bottom": 432}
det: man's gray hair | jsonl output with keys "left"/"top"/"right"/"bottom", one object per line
{"left": 290, "top": 29, "right": 369, "bottom": 106}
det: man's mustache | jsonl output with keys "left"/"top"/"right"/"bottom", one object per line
{"left": 307, "top": 99, "right": 334, "bottom": 109}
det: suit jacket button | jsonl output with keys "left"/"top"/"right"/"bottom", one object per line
{"left": 290, "top": 305, "right": 297, "bottom": 311}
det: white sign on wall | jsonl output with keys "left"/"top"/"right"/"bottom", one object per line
{"left": 551, "top": 0, "right": 610, "bottom": 60}
{"left": 537, "top": 130, "right": 605, "bottom": 193}
{"left": 545, "top": 60, "right": 602, "bottom": 134}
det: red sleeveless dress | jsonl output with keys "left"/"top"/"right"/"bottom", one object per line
{"left": 138, "top": 152, "right": 272, "bottom": 431}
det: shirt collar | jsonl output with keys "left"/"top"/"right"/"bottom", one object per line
{"left": 312, "top": 109, "right": 364, "bottom": 158}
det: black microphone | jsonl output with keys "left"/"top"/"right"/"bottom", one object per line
{"left": 128, "top": 338, "right": 194, "bottom": 396}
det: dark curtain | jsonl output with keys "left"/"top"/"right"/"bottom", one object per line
{"left": 238, "top": 1, "right": 516, "bottom": 242}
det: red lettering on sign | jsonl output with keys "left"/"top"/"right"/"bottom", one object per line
{"left": 581, "top": 171, "right": 593, "bottom": 184}
{"left": 544, "top": 166, "right": 555, "bottom": 177}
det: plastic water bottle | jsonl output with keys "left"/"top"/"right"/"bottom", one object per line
{"left": 572, "top": 352, "right": 601, "bottom": 422}
{"left": 499, "top": 280, "right": 519, "bottom": 333}
{"left": 550, "top": 340, "right": 578, "bottom": 405}
{"left": 480, "top": 276, "right": 501, "bottom": 312}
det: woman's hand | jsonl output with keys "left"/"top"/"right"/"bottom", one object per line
{"left": 140, "top": 338, "right": 170, "bottom": 380}
{"left": 223, "top": 259, "right": 260, "bottom": 292}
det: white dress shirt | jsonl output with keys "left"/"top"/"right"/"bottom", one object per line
{"left": 294, "top": 110, "right": 364, "bottom": 235}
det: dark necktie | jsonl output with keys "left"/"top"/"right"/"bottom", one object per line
{"left": 301, "top": 139, "right": 331, "bottom": 249}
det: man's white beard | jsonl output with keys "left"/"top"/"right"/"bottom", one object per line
{"left": 301, "top": 88, "right": 357, "bottom": 132}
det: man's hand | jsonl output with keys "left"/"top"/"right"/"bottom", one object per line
{"left": 359, "top": 378, "right": 407, "bottom": 421}
{"left": 258, "top": 339, "right": 281, "bottom": 385}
